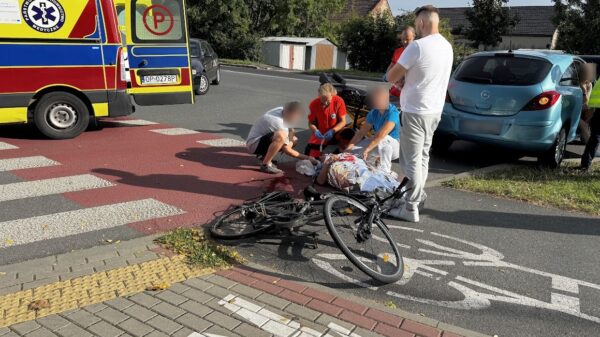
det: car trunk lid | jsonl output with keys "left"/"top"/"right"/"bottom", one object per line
{"left": 449, "top": 54, "right": 552, "bottom": 116}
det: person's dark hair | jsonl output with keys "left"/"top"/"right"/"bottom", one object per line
{"left": 283, "top": 101, "right": 303, "bottom": 114}
{"left": 338, "top": 128, "right": 356, "bottom": 141}
{"left": 415, "top": 5, "right": 439, "bottom": 17}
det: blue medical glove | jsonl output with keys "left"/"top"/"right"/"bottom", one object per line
{"left": 324, "top": 129, "right": 335, "bottom": 141}
{"left": 314, "top": 130, "right": 325, "bottom": 139}
{"left": 382, "top": 73, "right": 388, "bottom": 82}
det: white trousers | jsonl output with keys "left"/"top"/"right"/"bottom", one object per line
{"left": 399, "top": 112, "right": 441, "bottom": 210}
{"left": 351, "top": 135, "right": 400, "bottom": 173}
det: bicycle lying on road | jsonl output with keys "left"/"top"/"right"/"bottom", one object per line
{"left": 210, "top": 178, "right": 410, "bottom": 284}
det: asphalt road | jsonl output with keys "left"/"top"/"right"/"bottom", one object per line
{"left": 136, "top": 68, "right": 599, "bottom": 336}
{"left": 137, "top": 66, "right": 569, "bottom": 182}
{"left": 229, "top": 187, "right": 600, "bottom": 337}
{"left": 0, "top": 67, "right": 597, "bottom": 336}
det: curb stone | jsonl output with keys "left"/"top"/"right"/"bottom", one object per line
{"left": 220, "top": 264, "right": 491, "bottom": 337}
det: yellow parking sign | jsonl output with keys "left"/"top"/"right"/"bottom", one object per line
{"left": 591, "top": 78, "right": 600, "bottom": 108}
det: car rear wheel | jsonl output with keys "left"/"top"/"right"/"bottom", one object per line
{"left": 432, "top": 132, "right": 455, "bottom": 153}
{"left": 33, "top": 92, "right": 90, "bottom": 139}
{"left": 195, "top": 74, "right": 210, "bottom": 95}
{"left": 539, "top": 126, "right": 567, "bottom": 168}
{"left": 212, "top": 67, "right": 221, "bottom": 85}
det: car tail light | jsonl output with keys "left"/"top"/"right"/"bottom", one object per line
{"left": 116, "top": 47, "right": 128, "bottom": 90}
{"left": 523, "top": 91, "right": 561, "bottom": 111}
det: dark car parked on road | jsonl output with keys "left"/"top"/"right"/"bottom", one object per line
{"left": 190, "top": 38, "right": 221, "bottom": 95}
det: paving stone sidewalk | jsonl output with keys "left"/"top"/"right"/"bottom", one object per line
{"left": 0, "top": 237, "right": 488, "bottom": 337}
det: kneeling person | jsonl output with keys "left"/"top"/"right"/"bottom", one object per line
{"left": 247, "top": 102, "right": 318, "bottom": 174}
{"left": 306, "top": 83, "right": 348, "bottom": 157}
{"left": 347, "top": 86, "right": 400, "bottom": 174}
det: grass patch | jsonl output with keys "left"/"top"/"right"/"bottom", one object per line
{"left": 443, "top": 163, "right": 600, "bottom": 216}
{"left": 304, "top": 68, "right": 383, "bottom": 79}
{"left": 220, "top": 58, "right": 271, "bottom": 68}
{"left": 156, "top": 228, "right": 245, "bottom": 268}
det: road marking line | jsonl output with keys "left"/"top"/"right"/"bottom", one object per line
{"left": 0, "top": 142, "right": 18, "bottom": 151}
{"left": 150, "top": 128, "right": 199, "bottom": 136}
{"left": 220, "top": 295, "right": 364, "bottom": 337}
{"left": 0, "top": 254, "right": 213, "bottom": 328}
{"left": 551, "top": 293, "right": 580, "bottom": 311}
{"left": 198, "top": 138, "right": 246, "bottom": 148}
{"left": 0, "top": 175, "right": 114, "bottom": 202}
{"left": 108, "top": 119, "right": 159, "bottom": 126}
{"left": 388, "top": 225, "right": 424, "bottom": 233}
{"left": 0, "top": 156, "right": 59, "bottom": 172}
{"left": 0, "top": 199, "right": 185, "bottom": 248}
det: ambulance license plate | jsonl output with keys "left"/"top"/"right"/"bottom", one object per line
{"left": 141, "top": 75, "right": 178, "bottom": 85}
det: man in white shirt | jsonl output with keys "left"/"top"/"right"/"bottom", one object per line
{"left": 247, "top": 102, "right": 318, "bottom": 174}
{"left": 385, "top": 5, "right": 454, "bottom": 222}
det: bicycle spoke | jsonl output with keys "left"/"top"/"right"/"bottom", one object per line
{"left": 324, "top": 195, "right": 403, "bottom": 283}
{"left": 330, "top": 200, "right": 400, "bottom": 276}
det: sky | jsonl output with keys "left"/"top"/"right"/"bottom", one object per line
{"left": 389, "top": 0, "right": 554, "bottom": 14}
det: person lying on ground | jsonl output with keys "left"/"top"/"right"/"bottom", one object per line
{"left": 306, "top": 83, "right": 348, "bottom": 157}
{"left": 315, "top": 153, "right": 399, "bottom": 194}
{"left": 346, "top": 86, "right": 400, "bottom": 174}
{"left": 246, "top": 102, "right": 318, "bottom": 174}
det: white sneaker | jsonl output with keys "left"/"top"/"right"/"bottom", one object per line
{"left": 392, "top": 192, "right": 427, "bottom": 210}
{"left": 388, "top": 206, "right": 420, "bottom": 223}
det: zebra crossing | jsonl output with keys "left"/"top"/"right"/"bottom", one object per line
{"left": 0, "top": 140, "right": 186, "bottom": 252}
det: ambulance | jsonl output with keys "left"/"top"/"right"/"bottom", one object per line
{"left": 0, "top": 0, "right": 194, "bottom": 139}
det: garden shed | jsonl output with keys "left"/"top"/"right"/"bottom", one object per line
{"left": 261, "top": 37, "right": 347, "bottom": 71}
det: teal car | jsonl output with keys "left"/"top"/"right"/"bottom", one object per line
{"left": 436, "top": 50, "right": 587, "bottom": 167}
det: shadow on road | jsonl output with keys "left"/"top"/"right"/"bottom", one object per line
{"left": 176, "top": 146, "right": 260, "bottom": 171}
{"left": 92, "top": 168, "right": 278, "bottom": 200}
{"left": 196, "top": 123, "right": 252, "bottom": 139}
{"left": 425, "top": 209, "right": 600, "bottom": 236}
{"left": 0, "top": 124, "right": 45, "bottom": 140}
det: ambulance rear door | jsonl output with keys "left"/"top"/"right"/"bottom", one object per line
{"left": 124, "top": 0, "right": 194, "bottom": 105}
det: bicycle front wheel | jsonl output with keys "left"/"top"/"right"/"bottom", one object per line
{"left": 324, "top": 195, "right": 404, "bottom": 284}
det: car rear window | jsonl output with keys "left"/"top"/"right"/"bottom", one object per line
{"left": 189, "top": 43, "right": 201, "bottom": 58}
{"left": 454, "top": 55, "right": 552, "bottom": 86}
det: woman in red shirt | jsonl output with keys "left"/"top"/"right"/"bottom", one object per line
{"left": 305, "top": 83, "right": 348, "bottom": 157}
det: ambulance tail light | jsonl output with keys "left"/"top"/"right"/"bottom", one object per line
{"left": 117, "top": 47, "right": 128, "bottom": 90}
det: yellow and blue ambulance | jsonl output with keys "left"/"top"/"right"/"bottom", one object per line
{"left": 0, "top": 0, "right": 194, "bottom": 139}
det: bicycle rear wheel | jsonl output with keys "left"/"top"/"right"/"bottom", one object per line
{"left": 211, "top": 206, "right": 274, "bottom": 240}
{"left": 324, "top": 195, "right": 403, "bottom": 283}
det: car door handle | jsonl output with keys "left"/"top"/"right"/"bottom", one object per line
{"left": 139, "top": 59, "right": 148, "bottom": 67}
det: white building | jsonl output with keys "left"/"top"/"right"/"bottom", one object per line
{"left": 261, "top": 37, "right": 348, "bottom": 71}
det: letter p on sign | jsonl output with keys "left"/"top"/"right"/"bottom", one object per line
{"left": 143, "top": 4, "right": 174, "bottom": 36}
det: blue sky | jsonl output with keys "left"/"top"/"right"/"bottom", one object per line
{"left": 389, "top": 0, "right": 554, "bottom": 14}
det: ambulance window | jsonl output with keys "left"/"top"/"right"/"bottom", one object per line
{"left": 133, "top": 0, "right": 185, "bottom": 43}
{"left": 116, "top": 5, "right": 125, "bottom": 26}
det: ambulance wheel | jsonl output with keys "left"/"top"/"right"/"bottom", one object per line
{"left": 34, "top": 92, "right": 90, "bottom": 140}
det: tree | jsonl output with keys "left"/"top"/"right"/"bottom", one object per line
{"left": 244, "top": 0, "right": 345, "bottom": 42}
{"left": 553, "top": 0, "right": 600, "bottom": 54}
{"left": 396, "top": 10, "right": 474, "bottom": 66}
{"left": 465, "top": 0, "right": 519, "bottom": 49}
{"left": 186, "top": 0, "right": 260, "bottom": 60}
{"left": 338, "top": 11, "right": 397, "bottom": 72}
